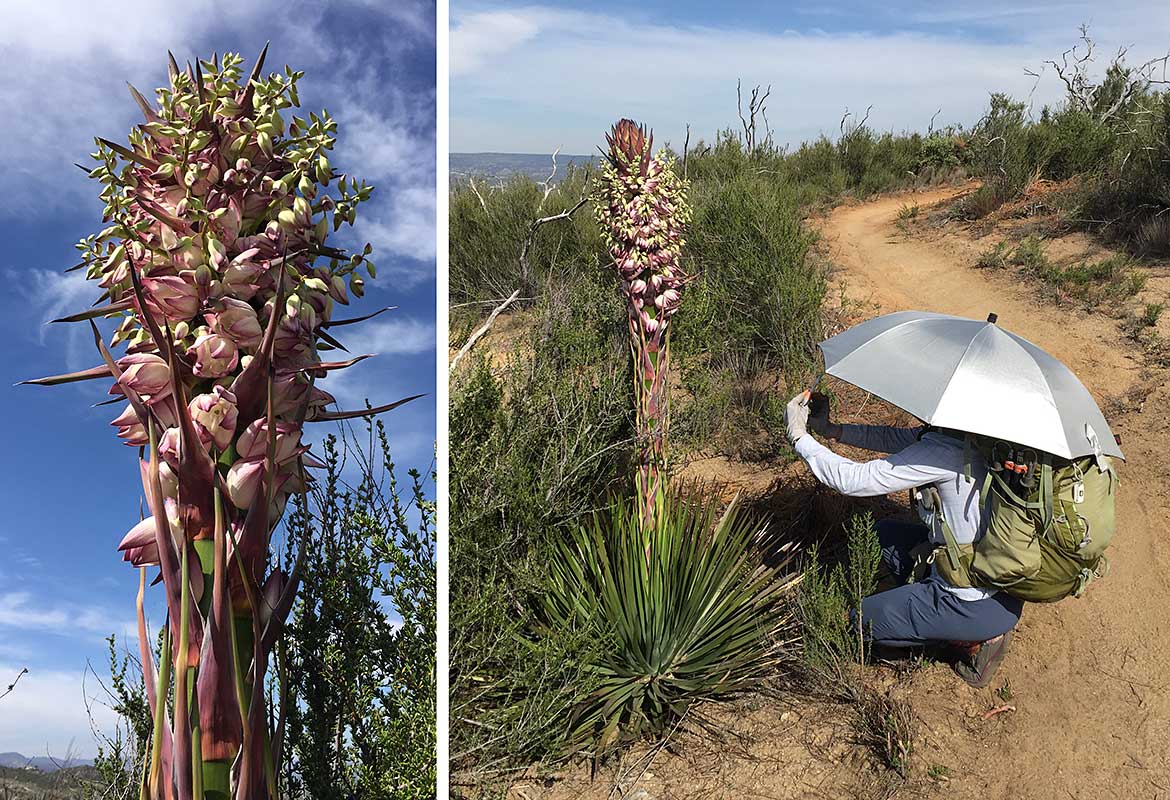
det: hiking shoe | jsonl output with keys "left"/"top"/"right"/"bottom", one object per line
{"left": 952, "top": 631, "right": 1013, "bottom": 688}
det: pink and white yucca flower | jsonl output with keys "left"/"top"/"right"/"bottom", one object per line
{"left": 26, "top": 47, "right": 418, "bottom": 800}
{"left": 592, "top": 119, "right": 692, "bottom": 531}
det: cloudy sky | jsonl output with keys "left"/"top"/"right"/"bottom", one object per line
{"left": 451, "top": 0, "right": 1170, "bottom": 154}
{"left": 0, "top": 0, "right": 435, "bottom": 757}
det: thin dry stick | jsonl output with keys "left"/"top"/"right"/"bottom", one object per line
{"left": 0, "top": 668, "right": 27, "bottom": 702}
{"left": 449, "top": 289, "right": 522, "bottom": 373}
{"left": 518, "top": 195, "right": 590, "bottom": 284}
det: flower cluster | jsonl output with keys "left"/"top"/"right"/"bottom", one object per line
{"left": 592, "top": 119, "right": 692, "bottom": 532}
{"left": 593, "top": 119, "right": 692, "bottom": 337}
{"left": 27, "top": 49, "right": 416, "bottom": 800}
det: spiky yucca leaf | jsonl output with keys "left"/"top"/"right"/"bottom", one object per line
{"left": 542, "top": 489, "right": 799, "bottom": 754}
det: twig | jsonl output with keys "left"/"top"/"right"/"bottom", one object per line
{"left": 518, "top": 195, "right": 590, "bottom": 283}
{"left": 0, "top": 668, "right": 27, "bottom": 702}
{"left": 449, "top": 289, "right": 522, "bottom": 373}
{"left": 468, "top": 176, "right": 489, "bottom": 213}
{"left": 982, "top": 703, "right": 1016, "bottom": 720}
{"left": 450, "top": 297, "right": 535, "bottom": 309}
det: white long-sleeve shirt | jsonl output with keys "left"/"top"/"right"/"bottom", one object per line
{"left": 794, "top": 424, "right": 995, "bottom": 601}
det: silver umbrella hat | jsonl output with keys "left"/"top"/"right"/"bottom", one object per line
{"left": 817, "top": 310, "right": 1123, "bottom": 460}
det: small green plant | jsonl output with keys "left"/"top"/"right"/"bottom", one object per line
{"left": 996, "top": 679, "right": 1014, "bottom": 703}
{"left": 976, "top": 241, "right": 1012, "bottom": 269}
{"left": 798, "top": 513, "right": 882, "bottom": 680}
{"left": 1140, "top": 302, "right": 1164, "bottom": 328}
{"left": 895, "top": 203, "right": 920, "bottom": 234}
{"left": 928, "top": 764, "right": 952, "bottom": 781}
{"left": 541, "top": 490, "right": 799, "bottom": 755}
{"left": 1009, "top": 235, "right": 1050, "bottom": 273}
{"left": 855, "top": 689, "right": 916, "bottom": 776}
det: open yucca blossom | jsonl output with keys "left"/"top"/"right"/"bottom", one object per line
{"left": 24, "top": 47, "right": 420, "bottom": 800}
{"left": 592, "top": 119, "right": 692, "bottom": 530}
{"left": 543, "top": 489, "right": 799, "bottom": 754}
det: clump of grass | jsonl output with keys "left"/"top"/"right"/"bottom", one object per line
{"left": 975, "top": 241, "right": 1012, "bottom": 269}
{"left": 1140, "top": 302, "right": 1164, "bottom": 327}
{"left": 1039, "top": 254, "right": 1146, "bottom": 307}
{"left": 1007, "top": 235, "right": 1050, "bottom": 273}
{"left": 895, "top": 203, "right": 920, "bottom": 235}
{"left": 854, "top": 688, "right": 917, "bottom": 777}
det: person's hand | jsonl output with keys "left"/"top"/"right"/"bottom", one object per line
{"left": 808, "top": 391, "right": 843, "bottom": 439}
{"left": 785, "top": 391, "right": 810, "bottom": 443}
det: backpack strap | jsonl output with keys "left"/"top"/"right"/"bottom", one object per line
{"left": 919, "top": 485, "right": 964, "bottom": 574}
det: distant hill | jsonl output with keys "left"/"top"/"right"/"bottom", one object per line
{"left": 0, "top": 752, "right": 92, "bottom": 772}
{"left": 0, "top": 763, "right": 99, "bottom": 800}
{"left": 450, "top": 152, "right": 596, "bottom": 186}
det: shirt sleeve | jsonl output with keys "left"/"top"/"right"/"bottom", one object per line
{"left": 837, "top": 423, "right": 926, "bottom": 454}
{"left": 794, "top": 434, "right": 961, "bottom": 497}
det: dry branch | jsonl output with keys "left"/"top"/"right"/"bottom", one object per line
{"left": 449, "top": 289, "right": 522, "bottom": 373}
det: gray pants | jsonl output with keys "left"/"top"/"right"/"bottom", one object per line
{"left": 857, "top": 519, "right": 1024, "bottom": 648}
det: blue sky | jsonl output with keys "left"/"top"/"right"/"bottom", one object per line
{"left": 0, "top": 0, "right": 435, "bottom": 757}
{"left": 451, "top": 0, "right": 1170, "bottom": 153}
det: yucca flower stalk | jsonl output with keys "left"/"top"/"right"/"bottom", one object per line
{"left": 593, "top": 119, "right": 692, "bottom": 531}
{"left": 25, "top": 47, "right": 419, "bottom": 800}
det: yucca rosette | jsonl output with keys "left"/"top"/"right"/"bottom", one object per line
{"left": 592, "top": 119, "right": 692, "bottom": 530}
{"left": 25, "top": 48, "right": 420, "bottom": 800}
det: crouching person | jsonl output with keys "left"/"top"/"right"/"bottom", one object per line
{"left": 784, "top": 390, "right": 1021, "bottom": 687}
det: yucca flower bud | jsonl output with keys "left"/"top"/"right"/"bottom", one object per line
{"left": 188, "top": 386, "right": 239, "bottom": 452}
{"left": 142, "top": 275, "right": 201, "bottom": 322}
{"left": 205, "top": 297, "right": 263, "bottom": 349}
{"left": 115, "top": 353, "right": 172, "bottom": 399}
{"left": 188, "top": 333, "right": 239, "bottom": 378}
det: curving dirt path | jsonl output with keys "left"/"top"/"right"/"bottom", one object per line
{"left": 822, "top": 186, "right": 1170, "bottom": 800}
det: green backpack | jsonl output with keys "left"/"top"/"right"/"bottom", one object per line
{"left": 914, "top": 434, "right": 1118, "bottom": 602}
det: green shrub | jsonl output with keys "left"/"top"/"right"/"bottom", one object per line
{"left": 281, "top": 423, "right": 436, "bottom": 800}
{"left": 541, "top": 490, "right": 799, "bottom": 755}
{"left": 672, "top": 166, "right": 827, "bottom": 453}
{"left": 1009, "top": 235, "right": 1051, "bottom": 273}
{"left": 449, "top": 167, "right": 605, "bottom": 305}
{"left": 449, "top": 269, "right": 634, "bottom": 773}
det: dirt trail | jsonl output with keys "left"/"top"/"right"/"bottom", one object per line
{"left": 822, "top": 186, "right": 1170, "bottom": 799}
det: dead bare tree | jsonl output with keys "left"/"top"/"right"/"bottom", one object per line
{"left": 737, "top": 79, "right": 773, "bottom": 151}
{"left": 1025, "top": 25, "right": 1170, "bottom": 124}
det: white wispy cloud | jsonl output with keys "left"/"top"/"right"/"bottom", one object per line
{"left": 451, "top": 10, "right": 541, "bottom": 76}
{"left": 1, "top": 0, "right": 436, "bottom": 266}
{"left": 0, "top": 592, "right": 135, "bottom": 641}
{"left": 450, "top": 3, "right": 1170, "bottom": 153}
{"left": 316, "top": 317, "right": 435, "bottom": 411}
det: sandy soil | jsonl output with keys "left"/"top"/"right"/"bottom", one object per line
{"left": 493, "top": 185, "right": 1170, "bottom": 800}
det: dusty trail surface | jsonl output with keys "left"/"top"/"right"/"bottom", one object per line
{"left": 504, "top": 186, "right": 1170, "bottom": 800}
{"left": 822, "top": 186, "right": 1170, "bottom": 800}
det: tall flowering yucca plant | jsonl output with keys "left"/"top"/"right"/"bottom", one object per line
{"left": 24, "top": 48, "right": 419, "bottom": 800}
{"left": 592, "top": 119, "right": 692, "bottom": 531}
